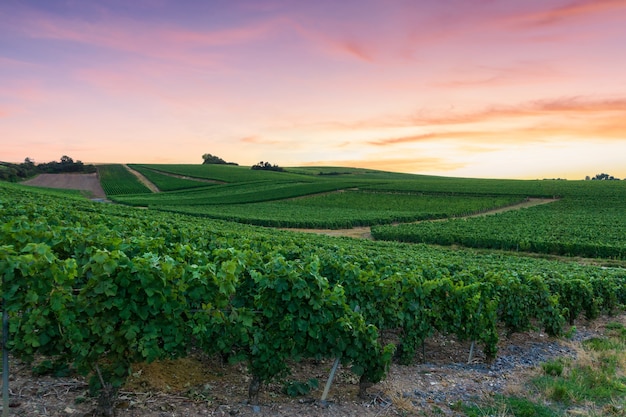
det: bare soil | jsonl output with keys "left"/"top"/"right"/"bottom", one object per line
{"left": 22, "top": 173, "right": 107, "bottom": 200}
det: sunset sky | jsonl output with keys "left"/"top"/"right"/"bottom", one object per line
{"left": 1, "top": 0, "right": 626, "bottom": 179}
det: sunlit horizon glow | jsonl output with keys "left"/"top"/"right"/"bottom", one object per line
{"left": 1, "top": 0, "right": 626, "bottom": 180}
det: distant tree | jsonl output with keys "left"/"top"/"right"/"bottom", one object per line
{"left": 60, "top": 155, "right": 74, "bottom": 165}
{"left": 0, "top": 156, "right": 94, "bottom": 182}
{"left": 202, "top": 153, "right": 238, "bottom": 165}
{"left": 37, "top": 156, "right": 94, "bottom": 174}
{"left": 590, "top": 173, "right": 619, "bottom": 180}
{"left": 251, "top": 161, "right": 285, "bottom": 172}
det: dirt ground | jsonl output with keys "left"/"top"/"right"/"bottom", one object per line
{"left": 22, "top": 173, "right": 107, "bottom": 200}
{"left": 2, "top": 314, "right": 620, "bottom": 417}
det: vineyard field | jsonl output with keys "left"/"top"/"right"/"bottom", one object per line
{"left": 127, "top": 165, "right": 211, "bottom": 191}
{"left": 101, "top": 165, "right": 626, "bottom": 260}
{"left": 135, "top": 163, "right": 310, "bottom": 183}
{"left": 97, "top": 164, "right": 152, "bottom": 195}
{"left": 373, "top": 191, "right": 626, "bottom": 259}
{"left": 112, "top": 179, "right": 373, "bottom": 207}
{"left": 156, "top": 192, "right": 524, "bottom": 228}
{"left": 2, "top": 178, "right": 626, "bottom": 408}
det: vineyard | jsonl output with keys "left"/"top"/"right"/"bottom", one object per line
{"left": 97, "top": 164, "right": 151, "bottom": 195}
{"left": 372, "top": 187, "right": 626, "bottom": 260}
{"left": 127, "top": 165, "right": 213, "bottom": 191}
{"left": 102, "top": 165, "right": 626, "bottom": 260}
{"left": 3, "top": 175, "right": 626, "bottom": 414}
{"left": 157, "top": 192, "right": 524, "bottom": 229}
{"left": 109, "top": 164, "right": 535, "bottom": 230}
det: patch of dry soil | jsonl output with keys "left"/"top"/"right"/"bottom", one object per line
{"left": 22, "top": 173, "right": 107, "bottom": 200}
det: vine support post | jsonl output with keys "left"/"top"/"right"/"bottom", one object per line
{"left": 2, "top": 301, "right": 9, "bottom": 417}
{"left": 467, "top": 341, "right": 475, "bottom": 364}
{"left": 320, "top": 357, "right": 340, "bottom": 403}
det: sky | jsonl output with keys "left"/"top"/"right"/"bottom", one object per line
{"left": 1, "top": 0, "right": 626, "bottom": 180}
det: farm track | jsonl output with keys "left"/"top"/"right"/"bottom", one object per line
{"left": 123, "top": 164, "right": 160, "bottom": 193}
{"left": 287, "top": 197, "right": 558, "bottom": 239}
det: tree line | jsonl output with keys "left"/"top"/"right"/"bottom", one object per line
{"left": 202, "top": 153, "right": 285, "bottom": 172}
{"left": 0, "top": 155, "right": 95, "bottom": 182}
{"left": 585, "top": 173, "right": 621, "bottom": 181}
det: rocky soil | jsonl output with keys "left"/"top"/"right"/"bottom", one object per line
{"left": 2, "top": 314, "right": 619, "bottom": 417}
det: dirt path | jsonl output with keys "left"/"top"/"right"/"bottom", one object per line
{"left": 286, "top": 198, "right": 557, "bottom": 239}
{"left": 123, "top": 164, "right": 160, "bottom": 193}
{"left": 21, "top": 172, "right": 107, "bottom": 199}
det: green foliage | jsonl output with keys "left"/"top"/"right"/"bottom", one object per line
{"left": 282, "top": 378, "right": 319, "bottom": 397}
{"left": 2, "top": 177, "right": 626, "bottom": 403}
{"left": 251, "top": 161, "right": 284, "bottom": 172}
{"left": 115, "top": 187, "right": 524, "bottom": 228}
{"left": 97, "top": 164, "right": 151, "bottom": 195}
{"left": 202, "top": 153, "right": 237, "bottom": 165}
{"left": 462, "top": 396, "right": 559, "bottom": 417}
{"left": 533, "top": 327, "right": 626, "bottom": 408}
{"left": 541, "top": 359, "right": 564, "bottom": 377}
{"left": 373, "top": 191, "right": 626, "bottom": 260}
{"left": 0, "top": 156, "right": 95, "bottom": 182}
{"left": 137, "top": 163, "right": 305, "bottom": 183}
{"left": 128, "top": 165, "right": 210, "bottom": 191}
{"left": 582, "top": 337, "right": 623, "bottom": 352}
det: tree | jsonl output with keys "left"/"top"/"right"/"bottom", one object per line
{"left": 202, "top": 153, "right": 238, "bottom": 165}
{"left": 590, "top": 173, "right": 620, "bottom": 181}
{"left": 251, "top": 161, "right": 285, "bottom": 172}
{"left": 60, "top": 155, "right": 74, "bottom": 165}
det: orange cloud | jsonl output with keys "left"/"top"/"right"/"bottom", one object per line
{"left": 360, "top": 96, "right": 626, "bottom": 149}
{"left": 301, "top": 157, "right": 465, "bottom": 173}
{"left": 416, "top": 97, "right": 626, "bottom": 127}
{"left": 240, "top": 135, "right": 283, "bottom": 145}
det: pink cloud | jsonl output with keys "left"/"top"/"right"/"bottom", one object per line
{"left": 435, "top": 62, "right": 565, "bottom": 89}
{"left": 505, "top": 0, "right": 626, "bottom": 28}
{"left": 0, "top": 80, "right": 55, "bottom": 106}
{"left": 334, "top": 40, "right": 375, "bottom": 62}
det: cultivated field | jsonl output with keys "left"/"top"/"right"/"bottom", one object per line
{"left": 22, "top": 172, "right": 106, "bottom": 199}
{"left": 4, "top": 165, "right": 626, "bottom": 416}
